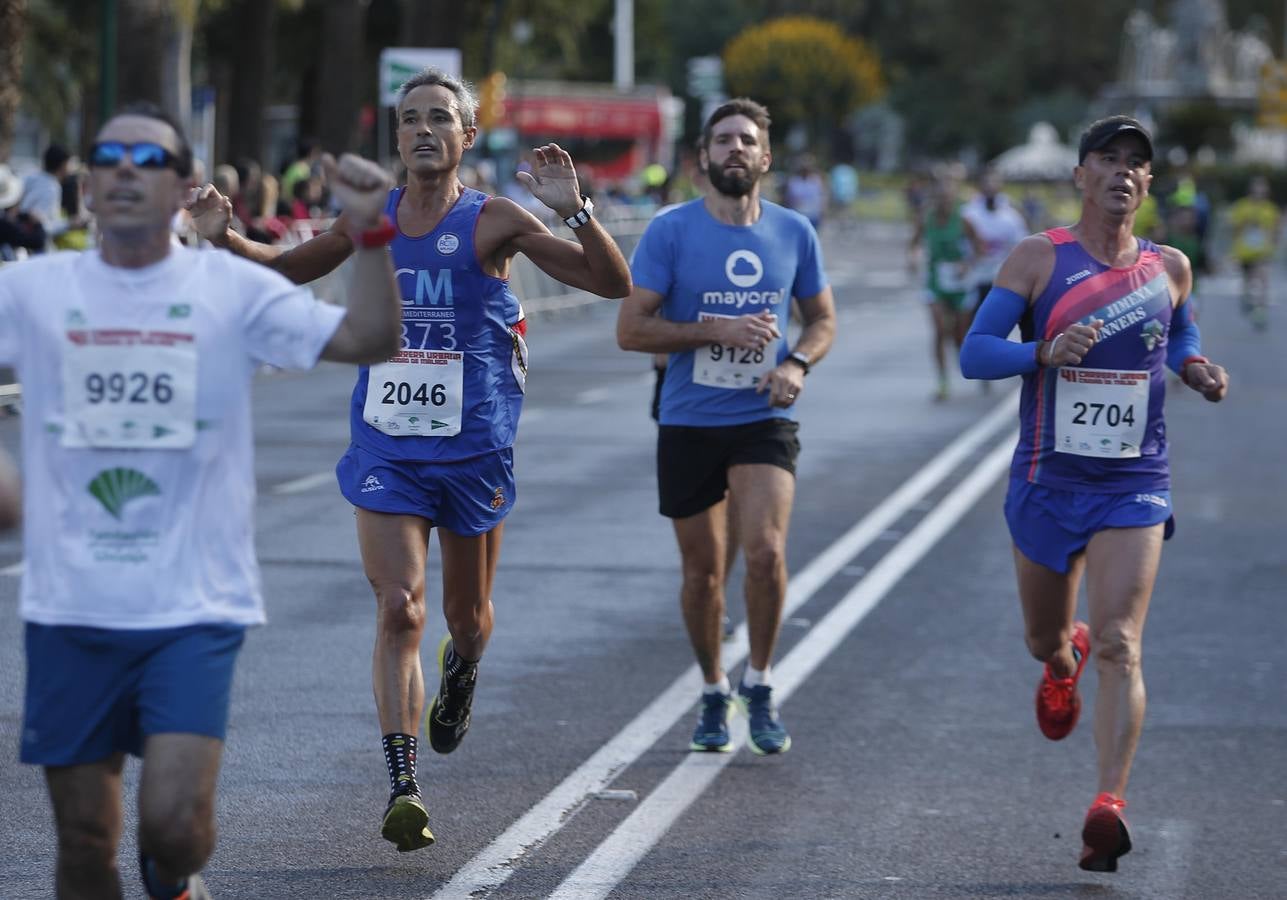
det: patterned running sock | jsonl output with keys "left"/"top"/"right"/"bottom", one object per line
{"left": 382, "top": 732, "right": 421, "bottom": 797}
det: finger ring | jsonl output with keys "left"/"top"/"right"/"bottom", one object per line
{"left": 787, "top": 393, "right": 796, "bottom": 400}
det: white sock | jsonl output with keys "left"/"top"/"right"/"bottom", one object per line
{"left": 703, "top": 675, "right": 731, "bottom": 696}
{"left": 741, "top": 666, "right": 770, "bottom": 688}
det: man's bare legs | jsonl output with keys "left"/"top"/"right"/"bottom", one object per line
{"left": 1084, "top": 525, "right": 1163, "bottom": 798}
{"left": 1013, "top": 545, "right": 1085, "bottom": 680}
{"left": 673, "top": 501, "right": 732, "bottom": 684}
{"left": 728, "top": 464, "right": 795, "bottom": 673}
{"left": 357, "top": 510, "right": 433, "bottom": 735}
{"left": 45, "top": 734, "right": 223, "bottom": 900}
{"left": 45, "top": 756, "right": 126, "bottom": 900}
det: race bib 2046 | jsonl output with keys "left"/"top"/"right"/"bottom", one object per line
{"left": 364, "top": 350, "right": 464, "bottom": 437}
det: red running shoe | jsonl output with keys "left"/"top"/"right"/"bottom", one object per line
{"left": 1079, "top": 792, "right": 1132, "bottom": 872}
{"left": 1035, "top": 621, "right": 1090, "bottom": 740}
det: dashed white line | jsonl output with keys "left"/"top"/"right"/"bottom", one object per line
{"left": 270, "top": 470, "right": 336, "bottom": 495}
{"left": 547, "top": 432, "right": 1016, "bottom": 898}
{"left": 429, "top": 390, "right": 1019, "bottom": 898}
{"left": 1150, "top": 819, "right": 1195, "bottom": 898}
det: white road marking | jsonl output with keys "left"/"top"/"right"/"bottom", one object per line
{"left": 259, "top": 396, "right": 597, "bottom": 496}
{"left": 547, "top": 433, "right": 1016, "bottom": 899}
{"left": 577, "top": 372, "right": 653, "bottom": 406}
{"left": 430, "top": 391, "right": 1019, "bottom": 898}
{"left": 1150, "top": 820, "right": 1194, "bottom": 898}
{"left": 576, "top": 386, "right": 614, "bottom": 405}
{"left": 270, "top": 470, "right": 336, "bottom": 495}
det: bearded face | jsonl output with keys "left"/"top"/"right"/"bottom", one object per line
{"left": 702, "top": 113, "right": 769, "bottom": 199}
{"left": 706, "top": 156, "right": 759, "bottom": 197}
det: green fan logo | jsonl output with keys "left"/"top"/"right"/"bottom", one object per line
{"left": 87, "top": 468, "right": 161, "bottom": 520}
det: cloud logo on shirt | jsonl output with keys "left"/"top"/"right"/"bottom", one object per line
{"left": 725, "top": 250, "right": 764, "bottom": 288}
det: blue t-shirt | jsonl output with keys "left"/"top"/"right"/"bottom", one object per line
{"left": 630, "top": 199, "right": 827, "bottom": 426}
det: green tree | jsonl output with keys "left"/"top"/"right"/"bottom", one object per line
{"left": 722, "top": 16, "right": 884, "bottom": 145}
{"left": 0, "top": 0, "right": 26, "bottom": 160}
{"left": 868, "top": 0, "right": 1138, "bottom": 160}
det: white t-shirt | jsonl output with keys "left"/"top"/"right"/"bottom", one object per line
{"left": 0, "top": 247, "right": 346, "bottom": 629}
{"left": 961, "top": 194, "right": 1027, "bottom": 287}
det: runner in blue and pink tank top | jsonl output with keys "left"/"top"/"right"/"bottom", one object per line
{"left": 1012, "top": 226, "right": 1172, "bottom": 494}
{"left": 959, "top": 116, "right": 1229, "bottom": 875}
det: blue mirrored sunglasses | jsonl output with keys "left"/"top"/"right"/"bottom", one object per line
{"left": 89, "top": 141, "right": 182, "bottom": 171}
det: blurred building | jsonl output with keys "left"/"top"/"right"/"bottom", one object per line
{"left": 1103, "top": 0, "right": 1273, "bottom": 116}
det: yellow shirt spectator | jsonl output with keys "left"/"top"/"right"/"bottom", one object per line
{"left": 1229, "top": 195, "right": 1279, "bottom": 264}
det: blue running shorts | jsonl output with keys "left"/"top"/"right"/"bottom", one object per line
{"left": 21, "top": 623, "right": 246, "bottom": 766}
{"left": 1004, "top": 479, "right": 1175, "bottom": 574}
{"left": 336, "top": 444, "right": 515, "bottom": 536}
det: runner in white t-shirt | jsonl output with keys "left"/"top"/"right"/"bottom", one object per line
{"left": 961, "top": 170, "right": 1028, "bottom": 311}
{"left": 0, "top": 102, "right": 400, "bottom": 900}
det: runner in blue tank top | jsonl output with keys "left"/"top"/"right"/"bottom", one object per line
{"left": 617, "top": 99, "right": 836, "bottom": 757}
{"left": 960, "top": 116, "right": 1228, "bottom": 874}
{"left": 343, "top": 184, "right": 525, "bottom": 464}
{"left": 188, "top": 68, "right": 630, "bottom": 851}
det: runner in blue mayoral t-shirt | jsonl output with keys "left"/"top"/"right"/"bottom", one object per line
{"left": 617, "top": 99, "right": 836, "bottom": 757}
{"left": 188, "top": 68, "right": 630, "bottom": 851}
{"left": 960, "top": 116, "right": 1228, "bottom": 874}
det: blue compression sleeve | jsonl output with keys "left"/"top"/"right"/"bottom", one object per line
{"left": 960, "top": 287, "right": 1039, "bottom": 380}
{"left": 1165, "top": 299, "right": 1202, "bottom": 375}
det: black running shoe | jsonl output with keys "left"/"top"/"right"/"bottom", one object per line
{"left": 426, "top": 636, "right": 477, "bottom": 754}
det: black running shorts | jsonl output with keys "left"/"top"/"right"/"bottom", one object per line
{"left": 656, "top": 418, "right": 800, "bottom": 519}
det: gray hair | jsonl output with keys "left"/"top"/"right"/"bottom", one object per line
{"left": 397, "top": 68, "right": 477, "bottom": 129}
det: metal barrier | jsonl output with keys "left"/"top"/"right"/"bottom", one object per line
{"left": 0, "top": 206, "right": 659, "bottom": 405}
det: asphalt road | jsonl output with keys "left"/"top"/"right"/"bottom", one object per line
{"left": 1, "top": 221, "right": 1284, "bottom": 900}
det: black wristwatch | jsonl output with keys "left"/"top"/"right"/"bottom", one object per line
{"left": 785, "top": 351, "right": 812, "bottom": 375}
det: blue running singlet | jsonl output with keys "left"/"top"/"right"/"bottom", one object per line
{"left": 348, "top": 187, "right": 527, "bottom": 463}
{"left": 1013, "top": 227, "right": 1176, "bottom": 493}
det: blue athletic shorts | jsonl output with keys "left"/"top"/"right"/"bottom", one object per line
{"left": 21, "top": 623, "right": 246, "bottom": 766}
{"left": 336, "top": 444, "right": 515, "bottom": 536}
{"left": 1004, "top": 480, "right": 1175, "bottom": 574}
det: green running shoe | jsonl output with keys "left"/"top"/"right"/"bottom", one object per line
{"left": 381, "top": 792, "right": 435, "bottom": 852}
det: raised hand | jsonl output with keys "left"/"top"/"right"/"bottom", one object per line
{"left": 322, "top": 153, "right": 394, "bottom": 228}
{"left": 514, "top": 143, "right": 583, "bottom": 219}
{"left": 185, "top": 183, "right": 233, "bottom": 244}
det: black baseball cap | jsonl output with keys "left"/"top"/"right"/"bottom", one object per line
{"left": 1078, "top": 116, "right": 1153, "bottom": 164}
